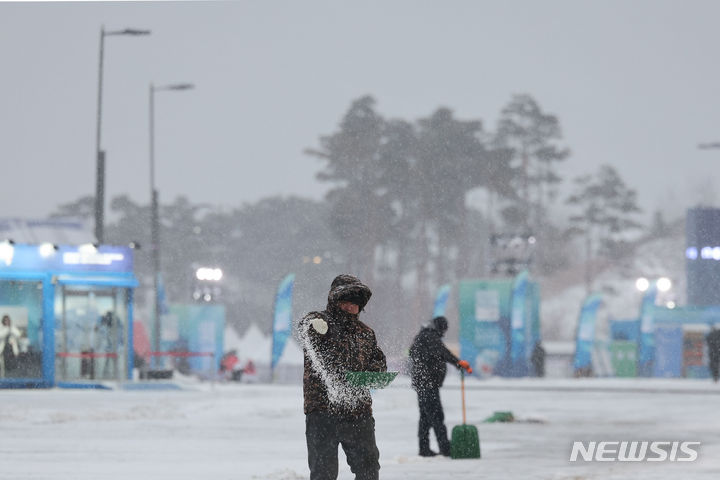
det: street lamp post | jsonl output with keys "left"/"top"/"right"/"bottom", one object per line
{"left": 94, "top": 26, "right": 151, "bottom": 244}
{"left": 149, "top": 83, "right": 195, "bottom": 364}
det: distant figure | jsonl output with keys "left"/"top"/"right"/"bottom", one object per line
{"left": 573, "top": 366, "right": 593, "bottom": 378}
{"left": 172, "top": 339, "right": 191, "bottom": 375}
{"left": 531, "top": 342, "right": 546, "bottom": 377}
{"left": 95, "top": 311, "right": 122, "bottom": 378}
{"left": 0, "top": 315, "right": 21, "bottom": 377}
{"left": 408, "top": 316, "right": 472, "bottom": 457}
{"left": 241, "top": 359, "right": 258, "bottom": 383}
{"left": 707, "top": 326, "right": 720, "bottom": 382}
{"left": 220, "top": 350, "right": 240, "bottom": 380}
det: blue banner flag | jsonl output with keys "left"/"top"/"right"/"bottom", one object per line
{"left": 271, "top": 273, "right": 295, "bottom": 370}
{"left": 637, "top": 284, "right": 659, "bottom": 376}
{"left": 432, "top": 284, "right": 452, "bottom": 318}
{"left": 572, "top": 294, "right": 603, "bottom": 371}
{"left": 509, "top": 270, "right": 529, "bottom": 376}
{"left": 157, "top": 273, "right": 170, "bottom": 315}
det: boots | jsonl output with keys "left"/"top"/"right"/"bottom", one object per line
{"left": 439, "top": 438, "right": 452, "bottom": 457}
{"left": 419, "top": 448, "right": 438, "bottom": 457}
{"left": 419, "top": 438, "right": 437, "bottom": 457}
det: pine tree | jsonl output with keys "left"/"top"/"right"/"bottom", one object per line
{"left": 566, "top": 164, "right": 643, "bottom": 292}
{"left": 495, "top": 94, "right": 569, "bottom": 231}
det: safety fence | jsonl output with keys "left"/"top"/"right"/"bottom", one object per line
{"left": 55, "top": 350, "right": 216, "bottom": 382}
{"left": 56, "top": 351, "right": 121, "bottom": 381}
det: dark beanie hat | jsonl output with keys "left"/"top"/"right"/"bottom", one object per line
{"left": 432, "top": 316, "right": 448, "bottom": 333}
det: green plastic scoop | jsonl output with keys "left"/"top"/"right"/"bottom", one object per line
{"left": 345, "top": 371, "right": 399, "bottom": 389}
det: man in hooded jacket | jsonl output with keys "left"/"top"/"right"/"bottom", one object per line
{"left": 409, "top": 316, "right": 472, "bottom": 457}
{"left": 298, "top": 274, "right": 387, "bottom": 480}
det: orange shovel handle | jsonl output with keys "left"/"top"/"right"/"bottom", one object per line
{"left": 461, "top": 369, "right": 466, "bottom": 425}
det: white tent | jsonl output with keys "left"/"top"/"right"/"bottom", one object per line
{"left": 278, "top": 335, "right": 304, "bottom": 366}
{"left": 223, "top": 324, "right": 243, "bottom": 353}
{"left": 237, "top": 323, "right": 272, "bottom": 365}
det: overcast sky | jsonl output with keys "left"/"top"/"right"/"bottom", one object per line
{"left": 1, "top": 0, "right": 718, "bottom": 223}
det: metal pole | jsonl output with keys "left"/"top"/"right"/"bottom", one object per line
{"left": 94, "top": 27, "right": 151, "bottom": 244}
{"left": 152, "top": 190, "right": 161, "bottom": 368}
{"left": 148, "top": 82, "right": 193, "bottom": 369}
{"left": 149, "top": 84, "right": 155, "bottom": 193}
{"left": 522, "top": 148, "right": 529, "bottom": 231}
{"left": 61, "top": 286, "right": 67, "bottom": 381}
{"left": 95, "top": 26, "right": 106, "bottom": 244}
{"left": 150, "top": 84, "right": 162, "bottom": 367}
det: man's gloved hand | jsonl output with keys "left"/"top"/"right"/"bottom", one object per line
{"left": 458, "top": 360, "right": 473, "bottom": 374}
{"left": 311, "top": 318, "right": 328, "bottom": 335}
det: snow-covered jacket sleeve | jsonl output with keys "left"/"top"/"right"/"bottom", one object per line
{"left": 434, "top": 333, "right": 460, "bottom": 368}
{"left": 442, "top": 344, "right": 461, "bottom": 368}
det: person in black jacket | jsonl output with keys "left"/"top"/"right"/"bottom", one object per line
{"left": 408, "top": 316, "right": 472, "bottom": 457}
{"left": 531, "top": 341, "right": 546, "bottom": 377}
{"left": 707, "top": 326, "right": 720, "bottom": 383}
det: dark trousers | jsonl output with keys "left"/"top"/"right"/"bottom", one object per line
{"left": 416, "top": 388, "right": 451, "bottom": 454}
{"left": 305, "top": 411, "right": 380, "bottom": 480}
{"left": 710, "top": 353, "right": 719, "bottom": 382}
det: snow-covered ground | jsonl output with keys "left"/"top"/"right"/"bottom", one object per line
{"left": 2, "top": 376, "right": 718, "bottom": 480}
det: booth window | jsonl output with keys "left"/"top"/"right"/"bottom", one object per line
{"left": 0, "top": 280, "right": 44, "bottom": 379}
{"left": 54, "top": 285, "right": 129, "bottom": 382}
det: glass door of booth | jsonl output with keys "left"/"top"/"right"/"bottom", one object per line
{"left": 0, "top": 279, "right": 44, "bottom": 381}
{"left": 55, "top": 285, "right": 128, "bottom": 382}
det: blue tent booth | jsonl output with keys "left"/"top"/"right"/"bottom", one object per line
{"left": 0, "top": 242, "right": 137, "bottom": 388}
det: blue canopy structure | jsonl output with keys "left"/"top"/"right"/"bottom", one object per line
{"left": 0, "top": 242, "right": 137, "bottom": 388}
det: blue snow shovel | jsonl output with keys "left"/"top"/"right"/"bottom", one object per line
{"left": 450, "top": 370, "right": 481, "bottom": 459}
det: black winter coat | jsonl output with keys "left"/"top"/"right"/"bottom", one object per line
{"left": 409, "top": 326, "right": 460, "bottom": 390}
{"left": 707, "top": 329, "right": 720, "bottom": 357}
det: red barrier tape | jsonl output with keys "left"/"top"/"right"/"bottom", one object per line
{"left": 56, "top": 352, "right": 118, "bottom": 359}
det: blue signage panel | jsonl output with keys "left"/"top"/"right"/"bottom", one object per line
{"left": 459, "top": 279, "right": 512, "bottom": 376}
{"left": 172, "top": 304, "right": 225, "bottom": 374}
{"left": 686, "top": 207, "right": 720, "bottom": 306}
{"left": 0, "top": 244, "right": 133, "bottom": 274}
{"left": 653, "top": 326, "right": 683, "bottom": 378}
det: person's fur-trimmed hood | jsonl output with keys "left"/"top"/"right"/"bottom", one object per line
{"left": 326, "top": 274, "right": 372, "bottom": 312}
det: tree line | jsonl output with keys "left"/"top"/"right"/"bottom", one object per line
{"left": 51, "top": 93, "right": 646, "bottom": 345}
